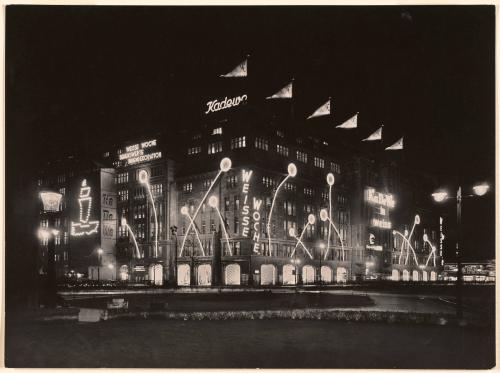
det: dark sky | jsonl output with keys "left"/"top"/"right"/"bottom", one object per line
{"left": 6, "top": 5, "right": 495, "bottom": 260}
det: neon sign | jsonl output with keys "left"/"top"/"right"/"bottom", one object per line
{"left": 239, "top": 169, "right": 263, "bottom": 254}
{"left": 117, "top": 139, "right": 162, "bottom": 166}
{"left": 71, "top": 179, "right": 99, "bottom": 236}
{"left": 205, "top": 94, "right": 248, "bottom": 114}
{"left": 365, "top": 188, "right": 395, "bottom": 208}
{"left": 371, "top": 218, "right": 391, "bottom": 229}
{"left": 439, "top": 216, "right": 444, "bottom": 266}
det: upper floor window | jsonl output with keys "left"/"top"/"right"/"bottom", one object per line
{"left": 202, "top": 179, "right": 212, "bottom": 191}
{"left": 276, "top": 130, "right": 285, "bottom": 138}
{"left": 276, "top": 144, "right": 289, "bottom": 157}
{"left": 188, "top": 146, "right": 202, "bottom": 155}
{"left": 331, "top": 162, "right": 341, "bottom": 174}
{"left": 284, "top": 182, "right": 296, "bottom": 192}
{"left": 296, "top": 150, "right": 308, "bottom": 163}
{"left": 117, "top": 172, "right": 129, "bottom": 184}
{"left": 212, "top": 127, "right": 223, "bottom": 135}
{"left": 314, "top": 157, "right": 325, "bottom": 168}
{"left": 304, "top": 187, "right": 314, "bottom": 197}
{"left": 226, "top": 175, "right": 238, "bottom": 189}
{"left": 151, "top": 166, "right": 163, "bottom": 177}
{"left": 231, "top": 136, "right": 246, "bottom": 149}
{"left": 57, "top": 174, "right": 66, "bottom": 184}
{"left": 118, "top": 189, "right": 129, "bottom": 201}
{"left": 255, "top": 138, "right": 269, "bottom": 151}
{"left": 151, "top": 183, "right": 163, "bottom": 197}
{"left": 262, "top": 176, "right": 277, "bottom": 189}
{"left": 208, "top": 141, "right": 223, "bottom": 154}
{"left": 182, "top": 182, "right": 193, "bottom": 193}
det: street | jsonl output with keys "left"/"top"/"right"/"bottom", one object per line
{"left": 5, "top": 318, "right": 494, "bottom": 368}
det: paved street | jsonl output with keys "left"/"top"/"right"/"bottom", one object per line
{"left": 5, "top": 318, "right": 494, "bottom": 368}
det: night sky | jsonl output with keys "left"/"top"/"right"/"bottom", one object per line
{"left": 6, "top": 5, "right": 495, "bottom": 262}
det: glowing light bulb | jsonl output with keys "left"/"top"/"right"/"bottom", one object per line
{"left": 138, "top": 169, "right": 149, "bottom": 184}
{"left": 320, "top": 209, "right": 328, "bottom": 222}
{"left": 97, "top": 248, "right": 103, "bottom": 255}
{"left": 432, "top": 191, "right": 448, "bottom": 202}
{"left": 326, "top": 173, "right": 335, "bottom": 186}
{"left": 287, "top": 163, "right": 297, "bottom": 177}
{"left": 473, "top": 183, "right": 489, "bottom": 196}
{"left": 180, "top": 206, "right": 189, "bottom": 215}
{"left": 208, "top": 195, "right": 218, "bottom": 208}
{"left": 415, "top": 215, "right": 420, "bottom": 225}
{"left": 392, "top": 230, "right": 397, "bottom": 235}
{"left": 423, "top": 233, "right": 428, "bottom": 241}
{"left": 308, "top": 214, "right": 316, "bottom": 225}
{"left": 121, "top": 217, "right": 127, "bottom": 226}
{"left": 220, "top": 157, "right": 232, "bottom": 172}
{"left": 288, "top": 227, "right": 296, "bottom": 237}
{"left": 107, "top": 263, "right": 114, "bottom": 269}
{"left": 404, "top": 229, "right": 409, "bottom": 237}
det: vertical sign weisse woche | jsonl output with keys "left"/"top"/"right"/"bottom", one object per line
{"left": 100, "top": 169, "right": 117, "bottom": 267}
{"left": 240, "top": 169, "right": 263, "bottom": 254}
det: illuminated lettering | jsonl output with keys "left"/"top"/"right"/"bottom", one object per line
{"left": 205, "top": 94, "right": 248, "bottom": 114}
{"left": 371, "top": 218, "right": 391, "bottom": 229}
{"left": 116, "top": 139, "right": 162, "bottom": 166}
{"left": 365, "top": 188, "right": 396, "bottom": 208}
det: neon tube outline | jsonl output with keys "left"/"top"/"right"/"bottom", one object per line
{"left": 423, "top": 235, "right": 437, "bottom": 267}
{"left": 326, "top": 173, "right": 335, "bottom": 255}
{"left": 324, "top": 218, "right": 345, "bottom": 261}
{"left": 267, "top": 176, "right": 289, "bottom": 256}
{"left": 289, "top": 225, "right": 313, "bottom": 259}
{"left": 181, "top": 208, "right": 205, "bottom": 256}
{"left": 393, "top": 230, "right": 419, "bottom": 266}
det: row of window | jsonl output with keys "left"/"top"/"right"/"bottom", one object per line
{"left": 116, "top": 167, "right": 164, "bottom": 184}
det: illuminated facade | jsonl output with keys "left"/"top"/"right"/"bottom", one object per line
{"left": 36, "top": 117, "right": 442, "bottom": 285}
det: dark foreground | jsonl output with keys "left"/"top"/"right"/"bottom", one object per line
{"left": 5, "top": 318, "right": 495, "bottom": 368}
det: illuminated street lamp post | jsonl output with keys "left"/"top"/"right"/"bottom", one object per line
{"left": 39, "top": 191, "right": 63, "bottom": 308}
{"left": 432, "top": 182, "right": 489, "bottom": 320}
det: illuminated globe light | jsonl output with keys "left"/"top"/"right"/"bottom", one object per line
{"left": 288, "top": 227, "right": 296, "bottom": 237}
{"left": 180, "top": 206, "right": 189, "bottom": 215}
{"left": 432, "top": 191, "right": 448, "bottom": 202}
{"left": 97, "top": 248, "right": 104, "bottom": 255}
{"left": 319, "top": 209, "right": 329, "bottom": 222}
{"left": 326, "top": 173, "right": 335, "bottom": 186}
{"left": 473, "top": 183, "right": 489, "bottom": 196}
{"left": 121, "top": 217, "right": 127, "bottom": 226}
{"left": 404, "top": 229, "right": 409, "bottom": 237}
{"left": 107, "top": 263, "right": 114, "bottom": 269}
{"left": 287, "top": 163, "right": 297, "bottom": 177}
{"left": 308, "top": 214, "right": 316, "bottom": 225}
{"left": 138, "top": 169, "right": 149, "bottom": 184}
{"left": 220, "top": 157, "right": 232, "bottom": 172}
{"left": 392, "top": 230, "right": 397, "bottom": 236}
{"left": 414, "top": 215, "right": 421, "bottom": 225}
{"left": 319, "top": 242, "right": 326, "bottom": 250}
{"left": 423, "top": 233, "right": 428, "bottom": 241}
{"left": 208, "top": 195, "right": 219, "bottom": 208}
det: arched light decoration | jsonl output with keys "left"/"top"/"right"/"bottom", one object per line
{"left": 432, "top": 191, "right": 448, "bottom": 202}
{"left": 473, "top": 183, "right": 489, "bottom": 196}
{"left": 326, "top": 173, "right": 335, "bottom": 186}
{"left": 287, "top": 163, "right": 297, "bottom": 177}
{"left": 220, "top": 157, "right": 232, "bottom": 172}
{"left": 40, "top": 191, "right": 62, "bottom": 212}
{"left": 307, "top": 214, "right": 316, "bottom": 225}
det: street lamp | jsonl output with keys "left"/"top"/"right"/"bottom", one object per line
{"left": 432, "top": 182, "right": 490, "bottom": 320}
{"left": 96, "top": 248, "right": 103, "bottom": 283}
{"left": 39, "top": 191, "right": 63, "bottom": 308}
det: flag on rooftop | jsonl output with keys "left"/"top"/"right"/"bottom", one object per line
{"left": 266, "top": 80, "right": 293, "bottom": 99}
{"left": 385, "top": 137, "right": 404, "bottom": 150}
{"left": 362, "top": 126, "right": 383, "bottom": 141}
{"left": 220, "top": 58, "right": 248, "bottom": 78}
{"left": 336, "top": 113, "right": 358, "bottom": 129}
{"left": 307, "top": 98, "right": 331, "bottom": 119}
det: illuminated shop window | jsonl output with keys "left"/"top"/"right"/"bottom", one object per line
{"left": 226, "top": 175, "right": 238, "bottom": 189}
{"left": 255, "top": 137, "right": 269, "bottom": 151}
{"left": 330, "top": 162, "right": 341, "bottom": 173}
{"left": 208, "top": 141, "right": 223, "bottom": 154}
{"left": 188, "top": 146, "right": 202, "bottom": 155}
{"left": 117, "top": 172, "right": 129, "bottom": 184}
{"left": 314, "top": 157, "right": 325, "bottom": 168}
{"left": 304, "top": 187, "right": 314, "bottom": 197}
{"left": 118, "top": 190, "right": 129, "bottom": 201}
{"left": 276, "top": 144, "right": 289, "bottom": 157}
{"left": 182, "top": 182, "right": 193, "bottom": 193}
{"left": 284, "top": 182, "right": 296, "bottom": 192}
{"left": 212, "top": 127, "right": 223, "bottom": 135}
{"left": 231, "top": 136, "right": 246, "bottom": 149}
{"left": 296, "top": 150, "right": 308, "bottom": 163}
